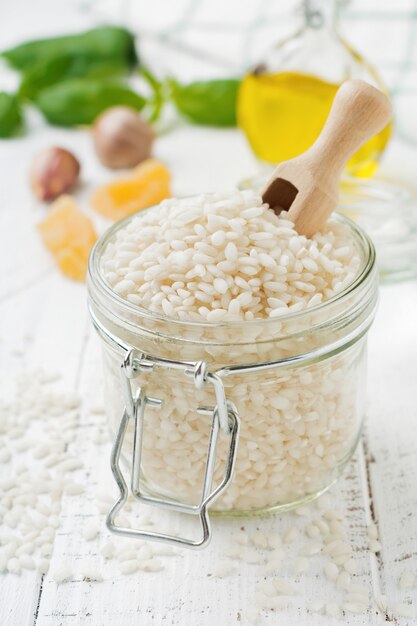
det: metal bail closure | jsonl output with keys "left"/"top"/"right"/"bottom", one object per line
{"left": 106, "top": 348, "right": 240, "bottom": 549}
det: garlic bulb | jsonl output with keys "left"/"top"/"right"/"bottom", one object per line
{"left": 30, "top": 147, "right": 80, "bottom": 201}
{"left": 93, "top": 106, "right": 155, "bottom": 169}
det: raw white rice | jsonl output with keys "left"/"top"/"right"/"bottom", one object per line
{"left": 261, "top": 596, "right": 291, "bottom": 610}
{"left": 139, "top": 558, "right": 164, "bottom": 572}
{"left": 235, "top": 531, "right": 249, "bottom": 546}
{"left": 273, "top": 578, "right": 296, "bottom": 595}
{"left": 324, "top": 562, "right": 339, "bottom": 581}
{"left": 79, "top": 566, "right": 103, "bottom": 582}
{"left": 265, "top": 558, "right": 283, "bottom": 575}
{"left": 306, "top": 524, "right": 320, "bottom": 539}
{"left": 395, "top": 602, "right": 415, "bottom": 618}
{"left": 293, "top": 557, "right": 309, "bottom": 575}
{"left": 301, "top": 542, "right": 322, "bottom": 556}
{"left": 344, "top": 559, "right": 358, "bottom": 574}
{"left": 65, "top": 482, "right": 85, "bottom": 496}
{"left": 102, "top": 192, "right": 360, "bottom": 322}
{"left": 336, "top": 571, "right": 351, "bottom": 590}
{"left": 375, "top": 594, "right": 387, "bottom": 612}
{"left": 252, "top": 532, "right": 268, "bottom": 549}
{"left": 368, "top": 540, "right": 382, "bottom": 553}
{"left": 210, "top": 559, "right": 235, "bottom": 577}
{"left": 246, "top": 606, "right": 260, "bottom": 624}
{"left": 119, "top": 559, "right": 140, "bottom": 575}
{"left": 52, "top": 564, "right": 73, "bottom": 583}
{"left": 344, "top": 602, "right": 368, "bottom": 614}
{"left": 83, "top": 521, "right": 100, "bottom": 542}
{"left": 225, "top": 546, "right": 243, "bottom": 560}
{"left": 366, "top": 523, "right": 379, "bottom": 540}
{"left": 267, "top": 534, "right": 282, "bottom": 550}
{"left": 398, "top": 570, "right": 415, "bottom": 590}
{"left": 284, "top": 528, "right": 299, "bottom": 544}
{"left": 242, "top": 548, "right": 264, "bottom": 565}
{"left": 258, "top": 579, "right": 277, "bottom": 597}
{"left": 0, "top": 370, "right": 82, "bottom": 576}
{"left": 325, "top": 603, "right": 341, "bottom": 618}
{"left": 308, "top": 600, "right": 324, "bottom": 613}
{"left": 7, "top": 558, "right": 21, "bottom": 575}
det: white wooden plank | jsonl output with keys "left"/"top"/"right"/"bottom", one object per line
{"left": 365, "top": 283, "right": 417, "bottom": 620}
{"left": 0, "top": 571, "right": 43, "bottom": 626}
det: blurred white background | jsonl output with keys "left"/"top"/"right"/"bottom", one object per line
{"left": 2, "top": 0, "right": 417, "bottom": 143}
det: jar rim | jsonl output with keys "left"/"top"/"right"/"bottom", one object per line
{"left": 87, "top": 201, "right": 376, "bottom": 330}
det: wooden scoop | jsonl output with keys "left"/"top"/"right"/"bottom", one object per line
{"left": 261, "top": 79, "right": 392, "bottom": 237}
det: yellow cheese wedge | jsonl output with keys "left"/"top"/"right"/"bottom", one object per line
{"left": 91, "top": 159, "right": 171, "bottom": 221}
{"left": 38, "top": 195, "right": 97, "bottom": 282}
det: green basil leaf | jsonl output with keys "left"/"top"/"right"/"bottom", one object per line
{"left": 34, "top": 79, "right": 146, "bottom": 127}
{"left": 170, "top": 78, "right": 240, "bottom": 127}
{"left": 19, "top": 53, "right": 127, "bottom": 100}
{"left": 2, "top": 26, "right": 137, "bottom": 71}
{"left": 0, "top": 92, "right": 23, "bottom": 138}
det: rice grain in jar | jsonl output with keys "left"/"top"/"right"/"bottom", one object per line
{"left": 87, "top": 191, "right": 377, "bottom": 545}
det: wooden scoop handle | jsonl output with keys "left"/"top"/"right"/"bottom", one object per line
{"left": 262, "top": 80, "right": 392, "bottom": 237}
{"left": 306, "top": 79, "right": 392, "bottom": 175}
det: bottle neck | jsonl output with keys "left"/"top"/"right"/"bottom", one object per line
{"left": 303, "top": 0, "right": 340, "bottom": 31}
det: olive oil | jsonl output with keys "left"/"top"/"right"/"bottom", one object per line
{"left": 238, "top": 71, "right": 392, "bottom": 178}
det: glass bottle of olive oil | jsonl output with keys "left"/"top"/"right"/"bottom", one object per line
{"left": 238, "top": 0, "right": 392, "bottom": 178}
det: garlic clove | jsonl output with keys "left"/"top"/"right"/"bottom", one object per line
{"left": 30, "top": 147, "right": 80, "bottom": 202}
{"left": 92, "top": 106, "right": 154, "bottom": 170}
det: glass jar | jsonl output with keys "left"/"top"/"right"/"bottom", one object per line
{"left": 87, "top": 205, "right": 377, "bottom": 547}
{"left": 339, "top": 178, "right": 417, "bottom": 282}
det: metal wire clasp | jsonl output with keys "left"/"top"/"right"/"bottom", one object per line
{"left": 106, "top": 348, "right": 240, "bottom": 549}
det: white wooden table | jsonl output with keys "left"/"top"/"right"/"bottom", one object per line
{"left": 1, "top": 3, "right": 417, "bottom": 624}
